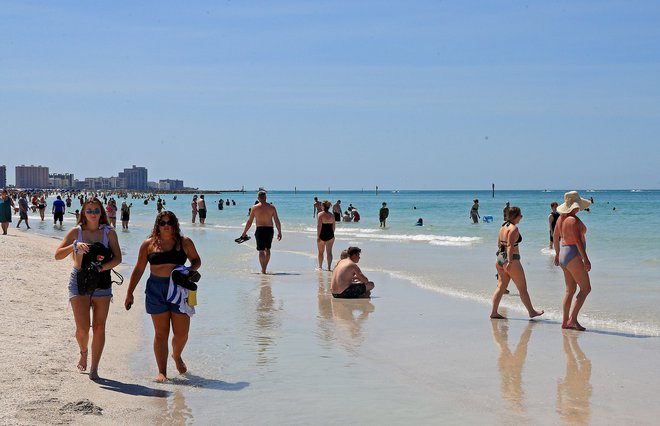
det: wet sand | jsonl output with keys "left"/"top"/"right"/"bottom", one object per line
{"left": 1, "top": 232, "right": 660, "bottom": 425}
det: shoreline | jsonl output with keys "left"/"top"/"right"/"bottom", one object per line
{"left": 2, "top": 231, "right": 660, "bottom": 424}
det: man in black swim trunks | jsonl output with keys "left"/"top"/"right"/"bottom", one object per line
{"left": 331, "top": 246, "right": 375, "bottom": 299}
{"left": 240, "top": 191, "right": 282, "bottom": 274}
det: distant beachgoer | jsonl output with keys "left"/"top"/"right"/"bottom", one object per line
{"left": 198, "top": 195, "right": 207, "bottom": 224}
{"left": 416, "top": 218, "right": 423, "bottom": 226}
{"left": 54, "top": 198, "right": 122, "bottom": 380}
{"left": 342, "top": 211, "right": 352, "bottom": 222}
{"left": 231, "top": 199, "right": 236, "bottom": 206}
{"left": 379, "top": 202, "right": 389, "bottom": 227}
{"left": 73, "top": 209, "right": 80, "bottom": 223}
{"left": 331, "top": 246, "right": 375, "bottom": 299}
{"left": 317, "top": 200, "right": 336, "bottom": 271}
{"left": 66, "top": 195, "right": 72, "bottom": 208}
{"left": 124, "top": 211, "right": 201, "bottom": 382}
{"left": 503, "top": 201, "right": 510, "bottom": 222}
{"left": 52, "top": 195, "right": 66, "bottom": 226}
{"left": 226, "top": 198, "right": 230, "bottom": 206}
{"left": 554, "top": 191, "right": 592, "bottom": 331}
{"left": 16, "top": 192, "right": 30, "bottom": 229}
{"left": 470, "top": 199, "right": 480, "bottom": 224}
{"left": 332, "top": 200, "right": 342, "bottom": 223}
{"left": 37, "top": 195, "right": 47, "bottom": 221}
{"left": 1, "top": 189, "right": 16, "bottom": 235}
{"left": 548, "top": 202, "right": 560, "bottom": 245}
{"left": 491, "top": 207, "right": 544, "bottom": 320}
{"left": 313, "top": 197, "right": 322, "bottom": 217}
{"left": 191, "top": 195, "right": 198, "bottom": 223}
{"left": 105, "top": 199, "right": 117, "bottom": 228}
{"left": 120, "top": 202, "right": 131, "bottom": 229}
{"left": 218, "top": 199, "right": 224, "bottom": 210}
{"left": 240, "top": 191, "right": 282, "bottom": 274}
{"left": 156, "top": 198, "right": 163, "bottom": 213}
{"left": 352, "top": 209, "right": 361, "bottom": 223}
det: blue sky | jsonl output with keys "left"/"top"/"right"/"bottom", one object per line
{"left": 1, "top": 1, "right": 659, "bottom": 190}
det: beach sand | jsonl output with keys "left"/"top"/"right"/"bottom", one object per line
{"left": 0, "top": 232, "right": 162, "bottom": 425}
{"left": 2, "top": 231, "right": 660, "bottom": 425}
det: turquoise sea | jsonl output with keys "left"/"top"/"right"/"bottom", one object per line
{"left": 31, "top": 189, "right": 660, "bottom": 337}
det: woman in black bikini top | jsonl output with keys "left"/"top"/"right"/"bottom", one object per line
{"left": 490, "top": 206, "right": 544, "bottom": 320}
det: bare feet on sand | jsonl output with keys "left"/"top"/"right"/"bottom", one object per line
{"left": 490, "top": 313, "right": 507, "bottom": 319}
{"left": 173, "top": 355, "right": 188, "bottom": 375}
{"left": 77, "top": 350, "right": 88, "bottom": 372}
{"left": 89, "top": 368, "right": 100, "bottom": 381}
{"left": 529, "top": 310, "right": 544, "bottom": 319}
{"left": 155, "top": 373, "right": 168, "bottom": 383}
{"left": 562, "top": 321, "right": 586, "bottom": 331}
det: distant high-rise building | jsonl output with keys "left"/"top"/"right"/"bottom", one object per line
{"left": 49, "top": 173, "right": 75, "bottom": 189}
{"left": 16, "top": 165, "right": 49, "bottom": 188}
{"left": 159, "top": 179, "right": 184, "bottom": 190}
{"left": 121, "top": 165, "right": 148, "bottom": 190}
{"left": 0, "top": 165, "right": 6, "bottom": 188}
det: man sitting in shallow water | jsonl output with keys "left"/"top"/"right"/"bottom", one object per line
{"left": 331, "top": 246, "right": 375, "bottom": 299}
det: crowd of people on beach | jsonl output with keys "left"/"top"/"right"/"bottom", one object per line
{"left": 2, "top": 187, "right": 596, "bottom": 383}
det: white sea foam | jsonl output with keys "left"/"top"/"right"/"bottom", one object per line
{"left": 303, "top": 227, "right": 480, "bottom": 246}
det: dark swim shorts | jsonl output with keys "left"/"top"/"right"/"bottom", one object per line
{"left": 332, "top": 283, "right": 367, "bottom": 299}
{"left": 198, "top": 208, "right": 207, "bottom": 219}
{"left": 255, "top": 226, "right": 274, "bottom": 251}
{"left": 145, "top": 274, "right": 183, "bottom": 314}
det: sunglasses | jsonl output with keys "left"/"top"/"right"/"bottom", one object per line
{"left": 159, "top": 220, "right": 174, "bottom": 226}
{"left": 85, "top": 209, "right": 101, "bottom": 215}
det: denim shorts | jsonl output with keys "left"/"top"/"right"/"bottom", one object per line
{"left": 68, "top": 268, "right": 112, "bottom": 300}
{"left": 145, "top": 274, "right": 182, "bottom": 314}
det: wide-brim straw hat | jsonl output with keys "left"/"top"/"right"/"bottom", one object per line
{"left": 557, "top": 191, "right": 591, "bottom": 214}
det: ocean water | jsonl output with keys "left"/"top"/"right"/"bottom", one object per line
{"left": 32, "top": 189, "right": 660, "bottom": 337}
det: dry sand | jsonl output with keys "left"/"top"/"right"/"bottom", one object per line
{"left": 0, "top": 231, "right": 162, "bottom": 425}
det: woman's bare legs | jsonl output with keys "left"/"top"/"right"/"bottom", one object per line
{"left": 70, "top": 297, "right": 91, "bottom": 372}
{"left": 325, "top": 238, "right": 335, "bottom": 271}
{"left": 507, "top": 261, "right": 544, "bottom": 318}
{"left": 562, "top": 258, "right": 591, "bottom": 330}
{"left": 491, "top": 263, "right": 510, "bottom": 319}
{"left": 317, "top": 240, "right": 325, "bottom": 269}
{"left": 171, "top": 313, "right": 191, "bottom": 375}
{"left": 151, "top": 312, "right": 171, "bottom": 382}
{"left": 88, "top": 296, "right": 111, "bottom": 380}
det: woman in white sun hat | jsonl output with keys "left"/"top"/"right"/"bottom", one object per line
{"left": 553, "top": 191, "right": 592, "bottom": 331}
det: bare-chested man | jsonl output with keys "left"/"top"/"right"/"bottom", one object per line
{"left": 313, "top": 197, "right": 322, "bottom": 218}
{"left": 332, "top": 200, "right": 342, "bottom": 223}
{"left": 241, "top": 191, "right": 282, "bottom": 274}
{"left": 331, "top": 246, "right": 375, "bottom": 299}
{"left": 198, "top": 194, "right": 207, "bottom": 224}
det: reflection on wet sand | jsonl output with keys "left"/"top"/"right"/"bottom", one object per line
{"left": 557, "top": 332, "right": 592, "bottom": 426}
{"left": 253, "top": 275, "right": 282, "bottom": 367}
{"left": 491, "top": 320, "right": 536, "bottom": 414}
{"left": 316, "top": 270, "right": 375, "bottom": 355}
{"left": 156, "top": 389, "right": 193, "bottom": 426}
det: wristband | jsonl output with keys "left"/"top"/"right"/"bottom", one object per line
{"left": 73, "top": 240, "right": 79, "bottom": 254}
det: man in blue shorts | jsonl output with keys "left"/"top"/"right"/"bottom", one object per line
{"left": 52, "top": 195, "right": 66, "bottom": 226}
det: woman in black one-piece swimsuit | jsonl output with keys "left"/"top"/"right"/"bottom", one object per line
{"left": 317, "top": 200, "right": 336, "bottom": 271}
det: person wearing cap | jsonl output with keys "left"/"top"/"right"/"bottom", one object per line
{"left": 553, "top": 191, "right": 592, "bottom": 331}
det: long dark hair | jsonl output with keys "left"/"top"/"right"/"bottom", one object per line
{"left": 77, "top": 198, "right": 110, "bottom": 227}
{"left": 149, "top": 210, "right": 183, "bottom": 242}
